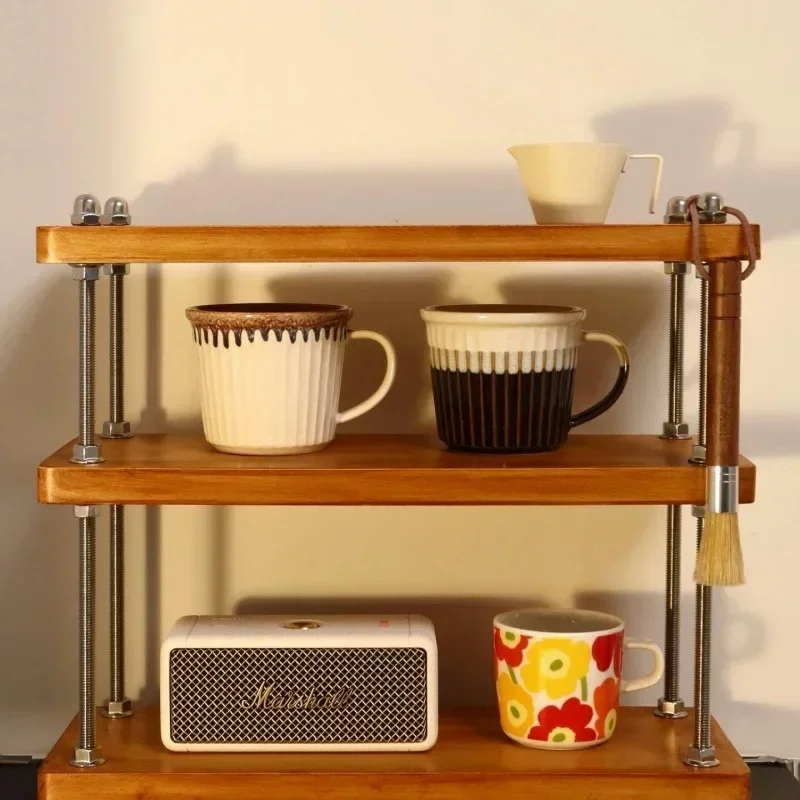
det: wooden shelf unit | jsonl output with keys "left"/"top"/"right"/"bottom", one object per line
{"left": 38, "top": 433, "right": 756, "bottom": 507}
{"left": 36, "top": 223, "right": 760, "bottom": 264}
{"left": 36, "top": 215, "right": 763, "bottom": 800}
{"left": 39, "top": 707, "right": 749, "bottom": 800}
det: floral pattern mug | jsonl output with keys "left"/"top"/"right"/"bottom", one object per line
{"left": 494, "top": 609, "right": 664, "bottom": 750}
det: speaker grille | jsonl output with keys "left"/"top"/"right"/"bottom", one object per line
{"left": 169, "top": 647, "right": 428, "bottom": 744}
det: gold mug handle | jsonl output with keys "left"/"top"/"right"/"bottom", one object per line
{"left": 570, "top": 331, "right": 630, "bottom": 428}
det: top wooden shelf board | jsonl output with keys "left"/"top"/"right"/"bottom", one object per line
{"left": 36, "top": 224, "right": 760, "bottom": 264}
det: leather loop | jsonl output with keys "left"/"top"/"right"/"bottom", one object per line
{"left": 686, "top": 195, "right": 758, "bottom": 281}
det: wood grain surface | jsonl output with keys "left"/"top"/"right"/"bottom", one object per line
{"left": 38, "top": 706, "right": 749, "bottom": 800}
{"left": 706, "top": 260, "right": 743, "bottom": 466}
{"left": 36, "top": 224, "right": 761, "bottom": 264}
{"left": 38, "top": 433, "right": 756, "bottom": 506}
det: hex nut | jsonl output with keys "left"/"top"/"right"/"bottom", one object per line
{"left": 683, "top": 745, "right": 720, "bottom": 768}
{"left": 692, "top": 505, "right": 706, "bottom": 519}
{"left": 73, "top": 505, "right": 100, "bottom": 519}
{"left": 689, "top": 443, "right": 707, "bottom": 464}
{"left": 664, "top": 261, "right": 691, "bottom": 276}
{"left": 654, "top": 698, "right": 688, "bottom": 718}
{"left": 71, "top": 444, "right": 104, "bottom": 464}
{"left": 70, "top": 265, "right": 102, "bottom": 281}
{"left": 70, "top": 747, "right": 105, "bottom": 767}
{"left": 102, "top": 421, "right": 132, "bottom": 438}
{"left": 70, "top": 194, "right": 102, "bottom": 226}
{"left": 661, "top": 421, "right": 692, "bottom": 439}
{"left": 101, "top": 698, "right": 133, "bottom": 718}
{"left": 103, "top": 263, "right": 130, "bottom": 276}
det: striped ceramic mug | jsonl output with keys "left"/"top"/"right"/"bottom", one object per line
{"left": 186, "top": 304, "right": 396, "bottom": 455}
{"left": 420, "top": 305, "right": 629, "bottom": 453}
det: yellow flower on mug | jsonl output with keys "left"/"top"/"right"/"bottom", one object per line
{"left": 521, "top": 638, "right": 591, "bottom": 700}
{"left": 496, "top": 672, "right": 535, "bottom": 736}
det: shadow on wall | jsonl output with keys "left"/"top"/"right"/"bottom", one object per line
{"left": 0, "top": 277, "right": 111, "bottom": 732}
{"left": 266, "top": 270, "right": 468, "bottom": 433}
{"left": 499, "top": 274, "right": 663, "bottom": 434}
{"left": 127, "top": 94, "right": 796, "bottom": 707}
{"left": 593, "top": 99, "right": 800, "bottom": 236}
{"left": 234, "top": 587, "right": 783, "bottom": 734}
{"left": 235, "top": 595, "right": 551, "bottom": 708}
{"left": 0, "top": 0, "right": 121, "bottom": 746}
{"left": 577, "top": 589, "right": 800, "bottom": 749}
{"left": 129, "top": 151, "right": 663, "bottom": 701}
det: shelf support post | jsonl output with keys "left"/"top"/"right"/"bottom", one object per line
{"left": 100, "top": 198, "right": 134, "bottom": 720}
{"left": 67, "top": 195, "right": 105, "bottom": 767}
{"left": 656, "top": 197, "right": 691, "bottom": 720}
{"left": 69, "top": 195, "right": 103, "bottom": 466}
{"left": 70, "top": 503, "right": 105, "bottom": 767}
{"left": 685, "top": 192, "right": 726, "bottom": 768}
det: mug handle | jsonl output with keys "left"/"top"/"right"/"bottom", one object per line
{"left": 570, "top": 331, "right": 630, "bottom": 428}
{"left": 622, "top": 154, "right": 664, "bottom": 214}
{"left": 336, "top": 330, "right": 397, "bottom": 424}
{"left": 620, "top": 638, "right": 665, "bottom": 694}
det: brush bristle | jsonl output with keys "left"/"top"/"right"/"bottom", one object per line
{"left": 694, "top": 512, "right": 745, "bottom": 586}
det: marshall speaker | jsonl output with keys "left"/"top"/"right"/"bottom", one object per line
{"left": 161, "top": 614, "right": 438, "bottom": 752}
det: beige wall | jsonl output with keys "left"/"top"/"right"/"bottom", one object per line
{"left": 2, "top": 0, "right": 798, "bottom": 756}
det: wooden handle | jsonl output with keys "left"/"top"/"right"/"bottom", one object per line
{"left": 706, "top": 259, "right": 742, "bottom": 466}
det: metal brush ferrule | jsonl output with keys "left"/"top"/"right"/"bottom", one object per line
{"left": 706, "top": 465, "right": 738, "bottom": 513}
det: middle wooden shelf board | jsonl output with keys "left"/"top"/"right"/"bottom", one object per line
{"left": 38, "top": 433, "right": 756, "bottom": 507}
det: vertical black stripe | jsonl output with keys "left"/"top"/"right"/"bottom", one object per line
{"left": 516, "top": 353, "right": 523, "bottom": 449}
{"left": 466, "top": 352, "right": 476, "bottom": 448}
{"left": 429, "top": 358, "right": 575, "bottom": 453}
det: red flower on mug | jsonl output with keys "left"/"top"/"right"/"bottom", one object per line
{"left": 593, "top": 677, "right": 620, "bottom": 739}
{"left": 494, "top": 628, "right": 530, "bottom": 668}
{"left": 592, "top": 631, "right": 623, "bottom": 677}
{"left": 527, "top": 697, "right": 597, "bottom": 745}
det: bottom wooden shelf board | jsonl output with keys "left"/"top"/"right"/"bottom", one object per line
{"left": 39, "top": 706, "right": 748, "bottom": 800}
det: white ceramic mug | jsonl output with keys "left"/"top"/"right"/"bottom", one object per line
{"left": 186, "top": 303, "right": 396, "bottom": 455}
{"left": 508, "top": 142, "right": 663, "bottom": 224}
{"left": 494, "top": 609, "right": 664, "bottom": 750}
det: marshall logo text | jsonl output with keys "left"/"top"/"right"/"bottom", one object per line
{"left": 240, "top": 683, "right": 354, "bottom": 711}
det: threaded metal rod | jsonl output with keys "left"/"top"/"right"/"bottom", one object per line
{"left": 664, "top": 505, "right": 682, "bottom": 702}
{"left": 78, "top": 279, "right": 96, "bottom": 446}
{"left": 698, "top": 279, "right": 709, "bottom": 446}
{"left": 102, "top": 255, "right": 133, "bottom": 717}
{"left": 661, "top": 270, "right": 687, "bottom": 712}
{"left": 668, "top": 273, "right": 687, "bottom": 424}
{"left": 109, "top": 506, "right": 125, "bottom": 702}
{"left": 694, "top": 276, "right": 713, "bottom": 750}
{"left": 78, "top": 516, "right": 97, "bottom": 751}
{"left": 694, "top": 521, "right": 713, "bottom": 747}
{"left": 109, "top": 274, "right": 124, "bottom": 423}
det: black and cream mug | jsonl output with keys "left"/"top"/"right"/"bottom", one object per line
{"left": 420, "top": 305, "right": 629, "bottom": 453}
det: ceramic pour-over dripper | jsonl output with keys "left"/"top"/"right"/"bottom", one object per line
{"left": 508, "top": 143, "right": 663, "bottom": 224}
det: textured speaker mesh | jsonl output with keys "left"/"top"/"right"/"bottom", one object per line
{"left": 169, "top": 647, "right": 428, "bottom": 744}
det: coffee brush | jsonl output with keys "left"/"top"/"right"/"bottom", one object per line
{"left": 687, "top": 196, "right": 757, "bottom": 586}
